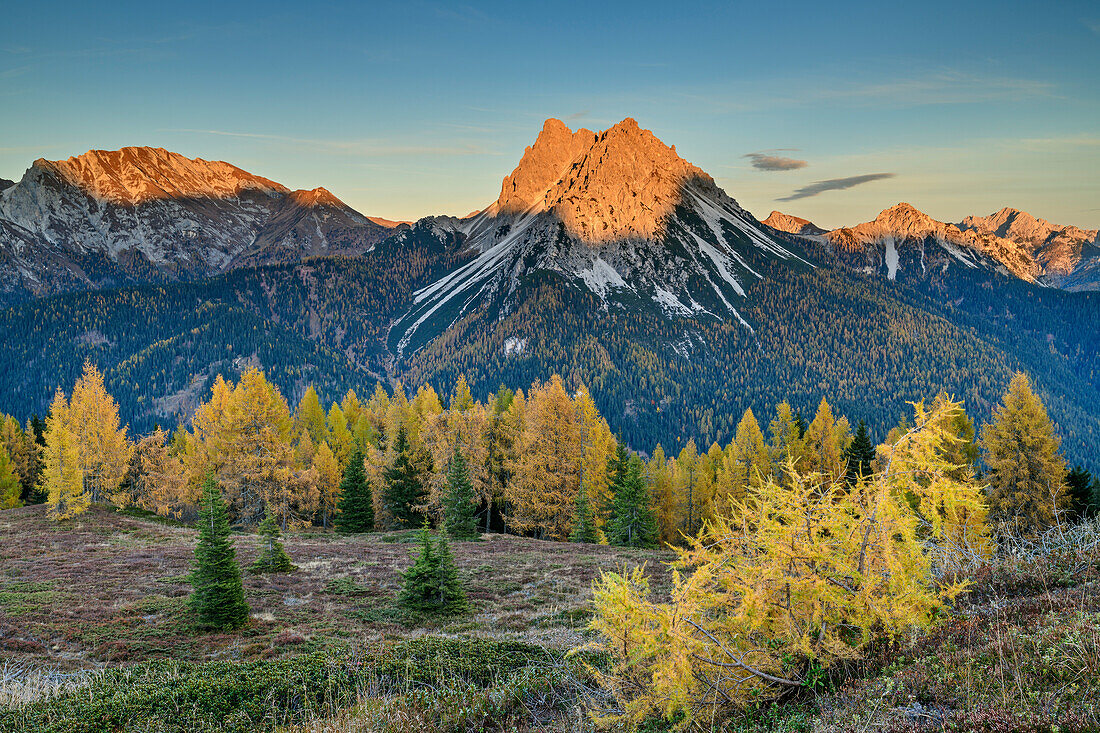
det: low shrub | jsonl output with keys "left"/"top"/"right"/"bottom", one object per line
{"left": 0, "top": 636, "right": 564, "bottom": 733}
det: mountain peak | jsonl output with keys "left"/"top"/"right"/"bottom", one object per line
{"left": 287, "top": 187, "right": 345, "bottom": 208}
{"left": 763, "top": 210, "right": 825, "bottom": 236}
{"left": 490, "top": 117, "right": 727, "bottom": 242}
{"left": 33, "top": 146, "right": 288, "bottom": 205}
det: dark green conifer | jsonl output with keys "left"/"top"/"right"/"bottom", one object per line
{"left": 190, "top": 475, "right": 249, "bottom": 629}
{"left": 335, "top": 447, "right": 374, "bottom": 533}
{"left": 570, "top": 482, "right": 600, "bottom": 543}
{"left": 443, "top": 444, "right": 478, "bottom": 540}
{"left": 1066, "top": 466, "right": 1096, "bottom": 519}
{"left": 398, "top": 525, "right": 467, "bottom": 616}
{"left": 249, "top": 505, "right": 294, "bottom": 573}
{"left": 607, "top": 456, "right": 659, "bottom": 548}
{"left": 432, "top": 533, "right": 468, "bottom": 615}
{"left": 845, "top": 420, "right": 876, "bottom": 485}
{"left": 382, "top": 427, "right": 425, "bottom": 528}
{"left": 601, "top": 443, "right": 630, "bottom": 523}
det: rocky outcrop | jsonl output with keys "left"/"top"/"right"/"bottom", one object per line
{"left": 762, "top": 211, "right": 825, "bottom": 236}
{"left": 960, "top": 207, "right": 1099, "bottom": 288}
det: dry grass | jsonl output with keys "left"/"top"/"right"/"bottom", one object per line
{"left": 0, "top": 504, "right": 671, "bottom": 673}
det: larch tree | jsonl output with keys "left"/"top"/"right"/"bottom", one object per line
{"left": 576, "top": 385, "right": 617, "bottom": 528}
{"left": 981, "top": 372, "right": 1067, "bottom": 534}
{"left": 1, "top": 416, "right": 40, "bottom": 503}
{"left": 0, "top": 445, "right": 22, "bottom": 509}
{"left": 768, "top": 401, "right": 806, "bottom": 473}
{"left": 312, "top": 441, "right": 342, "bottom": 528}
{"left": 68, "top": 362, "right": 133, "bottom": 504}
{"left": 190, "top": 475, "right": 249, "bottom": 629}
{"left": 450, "top": 374, "right": 475, "bottom": 412}
{"left": 506, "top": 375, "right": 582, "bottom": 540}
{"left": 802, "top": 397, "right": 852, "bottom": 482}
{"left": 294, "top": 386, "right": 328, "bottom": 446}
{"left": 647, "top": 445, "right": 677, "bottom": 546}
{"left": 732, "top": 408, "right": 772, "bottom": 490}
{"left": 588, "top": 398, "right": 986, "bottom": 728}
{"left": 674, "top": 439, "right": 700, "bottom": 537}
{"left": 41, "top": 390, "right": 86, "bottom": 520}
{"left": 326, "top": 403, "right": 354, "bottom": 467}
{"left": 127, "top": 428, "right": 193, "bottom": 519}
{"left": 214, "top": 369, "right": 303, "bottom": 526}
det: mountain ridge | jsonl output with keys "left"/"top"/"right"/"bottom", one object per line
{"left": 0, "top": 147, "right": 399, "bottom": 305}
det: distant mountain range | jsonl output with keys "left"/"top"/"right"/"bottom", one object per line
{"left": 0, "top": 147, "right": 398, "bottom": 305}
{"left": 0, "top": 122, "right": 1097, "bottom": 469}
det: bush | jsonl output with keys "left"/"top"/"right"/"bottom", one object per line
{"left": 0, "top": 636, "right": 562, "bottom": 733}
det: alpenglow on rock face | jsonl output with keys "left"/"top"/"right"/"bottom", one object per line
{"left": 762, "top": 211, "right": 825, "bottom": 236}
{"left": 960, "top": 207, "right": 1100, "bottom": 291}
{"left": 390, "top": 117, "right": 809, "bottom": 355}
{"left": 0, "top": 147, "right": 397, "bottom": 305}
{"left": 807, "top": 202, "right": 1100, "bottom": 289}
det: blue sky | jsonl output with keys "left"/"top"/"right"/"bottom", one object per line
{"left": 2, "top": 0, "right": 1098, "bottom": 228}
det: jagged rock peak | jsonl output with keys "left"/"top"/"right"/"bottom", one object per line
{"left": 33, "top": 146, "right": 289, "bottom": 205}
{"left": 494, "top": 118, "right": 596, "bottom": 214}
{"left": 491, "top": 117, "right": 734, "bottom": 242}
{"left": 763, "top": 210, "right": 824, "bottom": 235}
{"left": 961, "top": 207, "right": 1098, "bottom": 245}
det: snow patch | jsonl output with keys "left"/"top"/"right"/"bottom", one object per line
{"left": 503, "top": 337, "right": 527, "bottom": 356}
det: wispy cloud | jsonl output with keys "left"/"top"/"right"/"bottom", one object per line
{"left": 744, "top": 151, "right": 808, "bottom": 171}
{"left": 778, "top": 173, "right": 895, "bottom": 201}
{"left": 163, "top": 129, "right": 499, "bottom": 157}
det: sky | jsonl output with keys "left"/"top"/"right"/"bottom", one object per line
{"left": 2, "top": 0, "right": 1098, "bottom": 229}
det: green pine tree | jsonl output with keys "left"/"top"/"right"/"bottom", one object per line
{"left": 190, "top": 475, "right": 249, "bottom": 629}
{"left": 432, "top": 533, "right": 469, "bottom": 615}
{"left": 382, "top": 427, "right": 425, "bottom": 529}
{"left": 607, "top": 456, "right": 659, "bottom": 548}
{"left": 601, "top": 443, "right": 630, "bottom": 523}
{"left": 1066, "top": 466, "right": 1095, "bottom": 519}
{"left": 844, "top": 420, "right": 876, "bottom": 485}
{"left": 443, "top": 444, "right": 478, "bottom": 540}
{"left": 397, "top": 525, "right": 467, "bottom": 616}
{"left": 570, "top": 482, "right": 600, "bottom": 543}
{"left": 335, "top": 447, "right": 374, "bottom": 533}
{"left": 250, "top": 505, "right": 294, "bottom": 573}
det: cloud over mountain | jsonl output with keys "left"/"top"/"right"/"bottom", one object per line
{"left": 744, "top": 151, "right": 808, "bottom": 171}
{"left": 778, "top": 172, "right": 895, "bottom": 201}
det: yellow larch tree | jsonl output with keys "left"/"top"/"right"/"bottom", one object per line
{"left": 127, "top": 428, "right": 194, "bottom": 519}
{"left": 588, "top": 398, "right": 986, "bottom": 728}
{"left": 575, "top": 384, "right": 617, "bottom": 529}
{"left": 507, "top": 375, "right": 582, "bottom": 539}
{"left": 41, "top": 390, "right": 87, "bottom": 520}
{"left": 312, "top": 440, "right": 342, "bottom": 528}
{"left": 980, "top": 372, "right": 1067, "bottom": 534}
{"left": 68, "top": 362, "right": 133, "bottom": 504}
{"left": 647, "top": 445, "right": 677, "bottom": 545}
{"left": 802, "top": 397, "right": 851, "bottom": 482}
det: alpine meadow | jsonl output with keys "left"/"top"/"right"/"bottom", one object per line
{"left": 2, "top": 2, "right": 1100, "bottom": 731}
